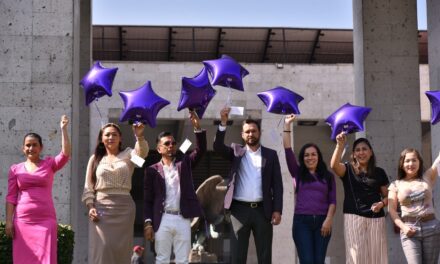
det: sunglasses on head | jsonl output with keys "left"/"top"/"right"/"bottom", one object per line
{"left": 163, "top": 141, "right": 177, "bottom": 147}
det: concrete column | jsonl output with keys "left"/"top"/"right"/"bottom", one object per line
{"left": 260, "top": 115, "right": 296, "bottom": 264}
{"left": 0, "top": 0, "right": 75, "bottom": 221}
{"left": 71, "top": 0, "right": 91, "bottom": 263}
{"left": 427, "top": 0, "right": 440, "bottom": 218}
{"left": 428, "top": 1, "right": 440, "bottom": 152}
{"left": 353, "top": 0, "right": 420, "bottom": 262}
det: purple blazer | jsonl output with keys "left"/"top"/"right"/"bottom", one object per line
{"left": 213, "top": 129, "right": 283, "bottom": 220}
{"left": 143, "top": 131, "right": 206, "bottom": 232}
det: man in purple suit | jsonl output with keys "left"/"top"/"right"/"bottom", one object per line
{"left": 143, "top": 111, "right": 206, "bottom": 264}
{"left": 214, "top": 107, "right": 283, "bottom": 264}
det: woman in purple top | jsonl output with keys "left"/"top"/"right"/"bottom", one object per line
{"left": 284, "top": 114, "right": 336, "bottom": 264}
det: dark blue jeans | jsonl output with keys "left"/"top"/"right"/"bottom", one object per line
{"left": 292, "top": 214, "right": 331, "bottom": 264}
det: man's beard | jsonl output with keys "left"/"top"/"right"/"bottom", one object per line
{"left": 246, "top": 137, "right": 260, "bottom": 147}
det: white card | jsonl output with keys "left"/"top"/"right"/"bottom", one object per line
{"left": 230, "top": 106, "right": 244, "bottom": 116}
{"left": 179, "top": 138, "right": 192, "bottom": 154}
{"left": 130, "top": 154, "right": 145, "bottom": 167}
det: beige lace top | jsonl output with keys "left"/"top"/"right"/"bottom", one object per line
{"left": 388, "top": 172, "right": 434, "bottom": 218}
{"left": 82, "top": 139, "right": 148, "bottom": 206}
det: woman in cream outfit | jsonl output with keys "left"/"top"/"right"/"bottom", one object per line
{"left": 82, "top": 122, "right": 148, "bottom": 264}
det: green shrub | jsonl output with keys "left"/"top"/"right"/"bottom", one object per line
{"left": 0, "top": 222, "right": 12, "bottom": 264}
{"left": 57, "top": 224, "right": 75, "bottom": 264}
{"left": 0, "top": 222, "right": 74, "bottom": 264}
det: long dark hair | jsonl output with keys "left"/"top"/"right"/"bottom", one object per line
{"left": 91, "top": 123, "right": 123, "bottom": 188}
{"left": 397, "top": 148, "right": 424, "bottom": 180}
{"left": 352, "top": 137, "right": 376, "bottom": 178}
{"left": 297, "top": 143, "right": 332, "bottom": 192}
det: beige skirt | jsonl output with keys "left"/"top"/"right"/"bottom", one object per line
{"left": 88, "top": 193, "right": 135, "bottom": 264}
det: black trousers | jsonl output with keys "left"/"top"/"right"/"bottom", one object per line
{"left": 229, "top": 200, "right": 273, "bottom": 264}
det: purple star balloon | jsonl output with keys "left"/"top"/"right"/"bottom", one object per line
{"left": 80, "top": 61, "right": 118, "bottom": 106}
{"left": 119, "top": 81, "right": 170, "bottom": 128}
{"left": 177, "top": 67, "right": 217, "bottom": 119}
{"left": 425, "top": 91, "right": 440, "bottom": 124}
{"left": 257, "top": 86, "right": 304, "bottom": 115}
{"left": 325, "top": 103, "right": 372, "bottom": 140}
{"left": 203, "top": 55, "right": 249, "bottom": 91}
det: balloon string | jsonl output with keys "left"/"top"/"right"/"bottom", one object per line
{"left": 341, "top": 143, "right": 348, "bottom": 160}
{"left": 94, "top": 101, "right": 105, "bottom": 128}
{"left": 277, "top": 116, "right": 283, "bottom": 128}
{"left": 226, "top": 85, "right": 232, "bottom": 107}
{"left": 277, "top": 116, "right": 284, "bottom": 154}
{"left": 179, "top": 110, "right": 192, "bottom": 148}
{"left": 277, "top": 116, "right": 284, "bottom": 150}
{"left": 184, "top": 114, "right": 191, "bottom": 140}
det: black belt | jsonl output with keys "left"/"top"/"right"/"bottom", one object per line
{"left": 164, "top": 210, "right": 180, "bottom": 215}
{"left": 233, "top": 200, "right": 263, "bottom": 208}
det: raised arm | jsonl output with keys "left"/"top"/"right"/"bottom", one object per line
{"left": 220, "top": 106, "right": 230, "bottom": 128}
{"left": 189, "top": 109, "right": 202, "bottom": 132}
{"left": 425, "top": 151, "right": 440, "bottom": 184}
{"left": 189, "top": 110, "right": 206, "bottom": 166}
{"left": 283, "top": 114, "right": 295, "bottom": 149}
{"left": 283, "top": 114, "right": 299, "bottom": 179}
{"left": 213, "top": 107, "right": 234, "bottom": 161}
{"left": 60, "top": 115, "right": 71, "bottom": 157}
{"left": 132, "top": 123, "right": 149, "bottom": 158}
{"left": 330, "top": 132, "right": 347, "bottom": 177}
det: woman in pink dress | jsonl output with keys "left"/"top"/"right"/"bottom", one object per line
{"left": 5, "top": 115, "right": 71, "bottom": 264}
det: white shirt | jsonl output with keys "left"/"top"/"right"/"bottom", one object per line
{"left": 234, "top": 145, "right": 263, "bottom": 202}
{"left": 162, "top": 161, "right": 181, "bottom": 211}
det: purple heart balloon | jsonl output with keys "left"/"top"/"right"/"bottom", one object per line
{"left": 119, "top": 81, "right": 170, "bottom": 128}
{"left": 257, "top": 86, "right": 304, "bottom": 115}
{"left": 425, "top": 91, "right": 440, "bottom": 124}
{"left": 177, "top": 67, "right": 217, "bottom": 119}
{"left": 203, "top": 55, "right": 249, "bottom": 91}
{"left": 325, "top": 103, "right": 372, "bottom": 140}
{"left": 80, "top": 61, "right": 118, "bottom": 106}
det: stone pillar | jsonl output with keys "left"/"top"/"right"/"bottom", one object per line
{"left": 427, "top": 0, "right": 440, "bottom": 218}
{"left": 71, "top": 0, "right": 91, "bottom": 263}
{"left": 0, "top": 0, "right": 75, "bottom": 222}
{"left": 428, "top": 1, "right": 440, "bottom": 152}
{"left": 353, "top": 0, "right": 420, "bottom": 262}
{"left": 260, "top": 115, "right": 296, "bottom": 264}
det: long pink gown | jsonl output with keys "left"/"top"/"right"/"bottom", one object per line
{"left": 6, "top": 152, "right": 69, "bottom": 264}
